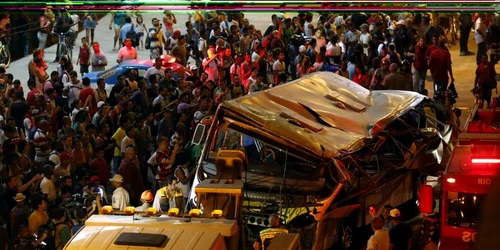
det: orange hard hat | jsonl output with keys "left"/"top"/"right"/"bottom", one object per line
{"left": 141, "top": 190, "right": 154, "bottom": 203}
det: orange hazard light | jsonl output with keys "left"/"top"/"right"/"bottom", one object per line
{"left": 471, "top": 158, "right": 500, "bottom": 164}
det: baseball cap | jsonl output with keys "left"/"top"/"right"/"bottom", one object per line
{"left": 299, "top": 45, "right": 306, "bottom": 53}
{"left": 60, "top": 152, "right": 71, "bottom": 160}
{"left": 397, "top": 20, "right": 406, "bottom": 26}
{"left": 97, "top": 101, "right": 107, "bottom": 109}
{"left": 32, "top": 109, "right": 40, "bottom": 115}
{"left": 174, "top": 30, "right": 181, "bottom": 37}
{"left": 390, "top": 208, "right": 401, "bottom": 218}
{"left": 109, "top": 174, "right": 124, "bottom": 183}
{"left": 90, "top": 176, "right": 100, "bottom": 182}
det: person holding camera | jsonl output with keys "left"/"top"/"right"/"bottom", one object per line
{"left": 82, "top": 176, "right": 108, "bottom": 205}
{"left": 148, "top": 18, "right": 166, "bottom": 59}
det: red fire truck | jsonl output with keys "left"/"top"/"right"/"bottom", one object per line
{"left": 419, "top": 103, "right": 500, "bottom": 249}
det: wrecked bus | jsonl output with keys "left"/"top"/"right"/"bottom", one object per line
{"left": 189, "top": 72, "right": 457, "bottom": 249}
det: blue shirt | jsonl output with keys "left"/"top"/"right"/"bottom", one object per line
{"left": 120, "top": 23, "right": 134, "bottom": 42}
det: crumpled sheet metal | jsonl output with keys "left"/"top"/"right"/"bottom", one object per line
{"left": 221, "top": 72, "right": 425, "bottom": 159}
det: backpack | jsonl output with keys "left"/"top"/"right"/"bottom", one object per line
{"left": 126, "top": 26, "right": 140, "bottom": 47}
{"left": 38, "top": 220, "right": 66, "bottom": 250}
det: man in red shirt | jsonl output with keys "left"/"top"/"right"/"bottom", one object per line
{"left": 26, "top": 78, "right": 43, "bottom": 109}
{"left": 429, "top": 40, "right": 454, "bottom": 103}
{"left": 411, "top": 38, "right": 428, "bottom": 94}
{"left": 425, "top": 35, "right": 439, "bottom": 61}
{"left": 78, "top": 77, "right": 97, "bottom": 115}
{"left": 119, "top": 146, "right": 144, "bottom": 206}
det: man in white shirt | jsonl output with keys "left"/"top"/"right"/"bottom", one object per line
{"left": 144, "top": 57, "right": 165, "bottom": 83}
{"left": 474, "top": 14, "right": 487, "bottom": 65}
{"left": 272, "top": 52, "right": 286, "bottom": 84}
{"left": 367, "top": 217, "right": 390, "bottom": 250}
{"left": 110, "top": 174, "right": 130, "bottom": 211}
{"left": 40, "top": 165, "right": 57, "bottom": 202}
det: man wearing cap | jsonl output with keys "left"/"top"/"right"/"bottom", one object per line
{"left": 165, "top": 30, "right": 181, "bottom": 53}
{"left": 83, "top": 175, "right": 109, "bottom": 204}
{"left": 110, "top": 174, "right": 130, "bottom": 211}
{"left": 10, "top": 193, "right": 30, "bottom": 238}
{"left": 54, "top": 152, "right": 71, "bottom": 179}
{"left": 389, "top": 209, "right": 413, "bottom": 250}
{"left": 367, "top": 217, "right": 390, "bottom": 250}
{"left": 394, "top": 20, "right": 411, "bottom": 55}
{"left": 294, "top": 45, "right": 309, "bottom": 79}
{"left": 92, "top": 101, "right": 109, "bottom": 127}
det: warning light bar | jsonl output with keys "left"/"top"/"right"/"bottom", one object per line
{"left": 471, "top": 158, "right": 500, "bottom": 164}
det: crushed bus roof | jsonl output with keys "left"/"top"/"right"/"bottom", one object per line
{"left": 220, "top": 72, "right": 425, "bottom": 159}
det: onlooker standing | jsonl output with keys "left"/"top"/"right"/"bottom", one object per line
{"left": 83, "top": 11, "right": 97, "bottom": 45}
{"left": 429, "top": 40, "right": 454, "bottom": 101}
{"left": 109, "top": 10, "right": 127, "bottom": 51}
{"left": 109, "top": 174, "right": 130, "bottom": 211}
{"left": 459, "top": 13, "right": 473, "bottom": 56}
{"left": 37, "top": 10, "right": 51, "bottom": 50}
{"left": 40, "top": 165, "right": 57, "bottom": 202}
{"left": 367, "top": 217, "right": 390, "bottom": 250}
{"left": 117, "top": 38, "right": 138, "bottom": 63}
{"left": 382, "top": 63, "right": 410, "bottom": 90}
{"left": 51, "top": 208, "right": 70, "bottom": 250}
{"left": 118, "top": 147, "right": 144, "bottom": 206}
{"left": 410, "top": 38, "right": 428, "bottom": 93}
{"left": 76, "top": 37, "right": 90, "bottom": 75}
{"left": 474, "top": 54, "right": 496, "bottom": 108}
{"left": 475, "top": 14, "right": 487, "bottom": 65}
{"left": 119, "top": 16, "right": 134, "bottom": 46}
{"left": 389, "top": 209, "right": 413, "bottom": 250}
{"left": 28, "top": 193, "right": 48, "bottom": 235}
{"left": 90, "top": 42, "right": 108, "bottom": 72}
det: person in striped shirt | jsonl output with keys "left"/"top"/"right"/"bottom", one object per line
{"left": 33, "top": 120, "right": 52, "bottom": 163}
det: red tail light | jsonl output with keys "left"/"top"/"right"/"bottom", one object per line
{"left": 471, "top": 158, "right": 500, "bottom": 164}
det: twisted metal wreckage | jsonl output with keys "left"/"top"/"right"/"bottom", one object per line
{"left": 189, "top": 72, "right": 457, "bottom": 249}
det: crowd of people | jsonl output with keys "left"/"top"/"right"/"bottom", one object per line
{"left": 0, "top": 9, "right": 499, "bottom": 250}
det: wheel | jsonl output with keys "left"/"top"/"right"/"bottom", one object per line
{"left": 0, "top": 46, "right": 10, "bottom": 68}
{"left": 60, "top": 44, "right": 70, "bottom": 61}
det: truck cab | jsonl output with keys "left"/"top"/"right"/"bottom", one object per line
{"left": 419, "top": 104, "right": 500, "bottom": 249}
{"left": 439, "top": 145, "right": 499, "bottom": 249}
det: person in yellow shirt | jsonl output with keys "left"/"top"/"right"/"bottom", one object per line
{"left": 111, "top": 117, "right": 129, "bottom": 174}
{"left": 152, "top": 177, "right": 184, "bottom": 213}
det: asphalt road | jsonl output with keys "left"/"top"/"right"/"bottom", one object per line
{"left": 6, "top": 11, "right": 483, "bottom": 114}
